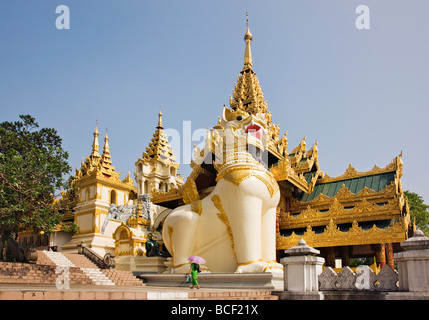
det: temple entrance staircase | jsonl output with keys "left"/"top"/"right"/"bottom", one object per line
{"left": 0, "top": 251, "right": 279, "bottom": 300}
{"left": 0, "top": 250, "right": 143, "bottom": 287}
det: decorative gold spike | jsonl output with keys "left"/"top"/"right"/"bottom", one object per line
{"left": 244, "top": 12, "right": 253, "bottom": 68}
{"left": 157, "top": 108, "right": 163, "bottom": 129}
{"left": 91, "top": 123, "right": 100, "bottom": 158}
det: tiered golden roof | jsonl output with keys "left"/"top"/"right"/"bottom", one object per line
{"left": 276, "top": 154, "right": 410, "bottom": 250}
{"left": 227, "top": 14, "right": 286, "bottom": 160}
{"left": 140, "top": 111, "right": 178, "bottom": 168}
{"left": 75, "top": 126, "right": 133, "bottom": 187}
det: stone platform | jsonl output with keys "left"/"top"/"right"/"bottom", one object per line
{"left": 0, "top": 283, "right": 278, "bottom": 300}
{"left": 138, "top": 273, "right": 277, "bottom": 290}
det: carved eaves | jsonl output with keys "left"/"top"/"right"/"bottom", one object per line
{"left": 280, "top": 196, "right": 403, "bottom": 229}
{"left": 277, "top": 218, "right": 408, "bottom": 250}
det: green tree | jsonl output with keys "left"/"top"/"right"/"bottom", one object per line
{"left": 404, "top": 190, "right": 429, "bottom": 236}
{"left": 0, "top": 115, "right": 74, "bottom": 259}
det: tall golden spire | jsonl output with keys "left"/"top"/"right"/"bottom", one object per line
{"left": 91, "top": 122, "right": 100, "bottom": 158}
{"left": 76, "top": 125, "right": 120, "bottom": 182}
{"left": 243, "top": 12, "right": 253, "bottom": 69}
{"left": 103, "top": 130, "right": 110, "bottom": 155}
{"left": 142, "top": 111, "right": 177, "bottom": 166}
{"left": 227, "top": 14, "right": 281, "bottom": 150}
{"left": 157, "top": 109, "right": 163, "bottom": 129}
{"left": 101, "top": 130, "right": 113, "bottom": 169}
{"left": 229, "top": 13, "right": 268, "bottom": 116}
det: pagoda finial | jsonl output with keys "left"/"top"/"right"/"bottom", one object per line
{"left": 91, "top": 121, "right": 100, "bottom": 157}
{"left": 100, "top": 128, "right": 113, "bottom": 170}
{"left": 243, "top": 12, "right": 253, "bottom": 68}
{"left": 103, "top": 129, "right": 110, "bottom": 154}
{"left": 157, "top": 107, "right": 163, "bottom": 129}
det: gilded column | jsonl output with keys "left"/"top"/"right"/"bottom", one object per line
{"left": 386, "top": 243, "right": 394, "bottom": 269}
{"left": 375, "top": 243, "right": 386, "bottom": 268}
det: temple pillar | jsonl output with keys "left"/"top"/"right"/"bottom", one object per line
{"left": 375, "top": 243, "right": 386, "bottom": 268}
{"left": 325, "top": 247, "right": 336, "bottom": 268}
{"left": 285, "top": 197, "right": 291, "bottom": 213}
{"left": 276, "top": 207, "right": 281, "bottom": 234}
{"left": 386, "top": 243, "right": 394, "bottom": 269}
{"left": 341, "top": 246, "right": 350, "bottom": 267}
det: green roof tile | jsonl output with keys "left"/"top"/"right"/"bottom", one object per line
{"left": 299, "top": 172, "right": 395, "bottom": 202}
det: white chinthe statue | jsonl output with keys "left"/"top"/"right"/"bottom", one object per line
{"left": 162, "top": 106, "right": 283, "bottom": 274}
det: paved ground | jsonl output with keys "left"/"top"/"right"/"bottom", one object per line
{"left": 0, "top": 283, "right": 279, "bottom": 300}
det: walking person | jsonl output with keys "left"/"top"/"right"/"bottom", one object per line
{"left": 187, "top": 255, "right": 206, "bottom": 289}
{"left": 188, "top": 262, "right": 200, "bottom": 289}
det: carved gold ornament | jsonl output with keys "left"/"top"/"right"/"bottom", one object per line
{"left": 277, "top": 218, "right": 408, "bottom": 250}
{"left": 217, "top": 165, "right": 279, "bottom": 198}
{"left": 211, "top": 194, "right": 237, "bottom": 261}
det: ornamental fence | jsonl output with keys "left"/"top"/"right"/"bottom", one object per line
{"left": 318, "top": 265, "right": 399, "bottom": 292}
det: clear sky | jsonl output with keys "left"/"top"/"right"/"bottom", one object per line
{"left": 1, "top": 1, "right": 428, "bottom": 204}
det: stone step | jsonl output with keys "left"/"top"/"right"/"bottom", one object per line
{"left": 101, "top": 269, "right": 143, "bottom": 286}
{"left": 63, "top": 253, "right": 98, "bottom": 269}
{"left": 40, "top": 251, "right": 114, "bottom": 286}
{"left": 81, "top": 268, "right": 115, "bottom": 286}
{"left": 0, "top": 261, "right": 93, "bottom": 286}
{"left": 42, "top": 251, "right": 75, "bottom": 267}
{"left": 37, "top": 251, "right": 143, "bottom": 287}
{"left": 1, "top": 251, "right": 143, "bottom": 287}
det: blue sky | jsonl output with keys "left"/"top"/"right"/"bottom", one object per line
{"left": 1, "top": 1, "right": 428, "bottom": 203}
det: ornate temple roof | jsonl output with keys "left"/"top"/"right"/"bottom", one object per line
{"left": 74, "top": 125, "right": 134, "bottom": 188}
{"left": 139, "top": 111, "right": 178, "bottom": 168}
{"left": 287, "top": 137, "right": 320, "bottom": 173}
{"left": 298, "top": 154, "right": 403, "bottom": 203}
{"left": 277, "top": 153, "right": 410, "bottom": 250}
{"left": 135, "top": 110, "right": 185, "bottom": 206}
{"left": 276, "top": 218, "right": 408, "bottom": 250}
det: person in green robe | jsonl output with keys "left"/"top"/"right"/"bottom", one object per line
{"left": 188, "top": 263, "right": 200, "bottom": 289}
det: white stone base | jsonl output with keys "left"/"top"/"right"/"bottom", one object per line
{"left": 115, "top": 256, "right": 168, "bottom": 273}
{"left": 394, "top": 230, "right": 429, "bottom": 292}
{"left": 280, "top": 239, "right": 325, "bottom": 293}
{"left": 271, "top": 271, "right": 284, "bottom": 291}
{"left": 139, "top": 273, "right": 276, "bottom": 289}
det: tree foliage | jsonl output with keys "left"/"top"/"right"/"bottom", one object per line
{"left": 0, "top": 115, "right": 75, "bottom": 256}
{"left": 404, "top": 190, "right": 429, "bottom": 235}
